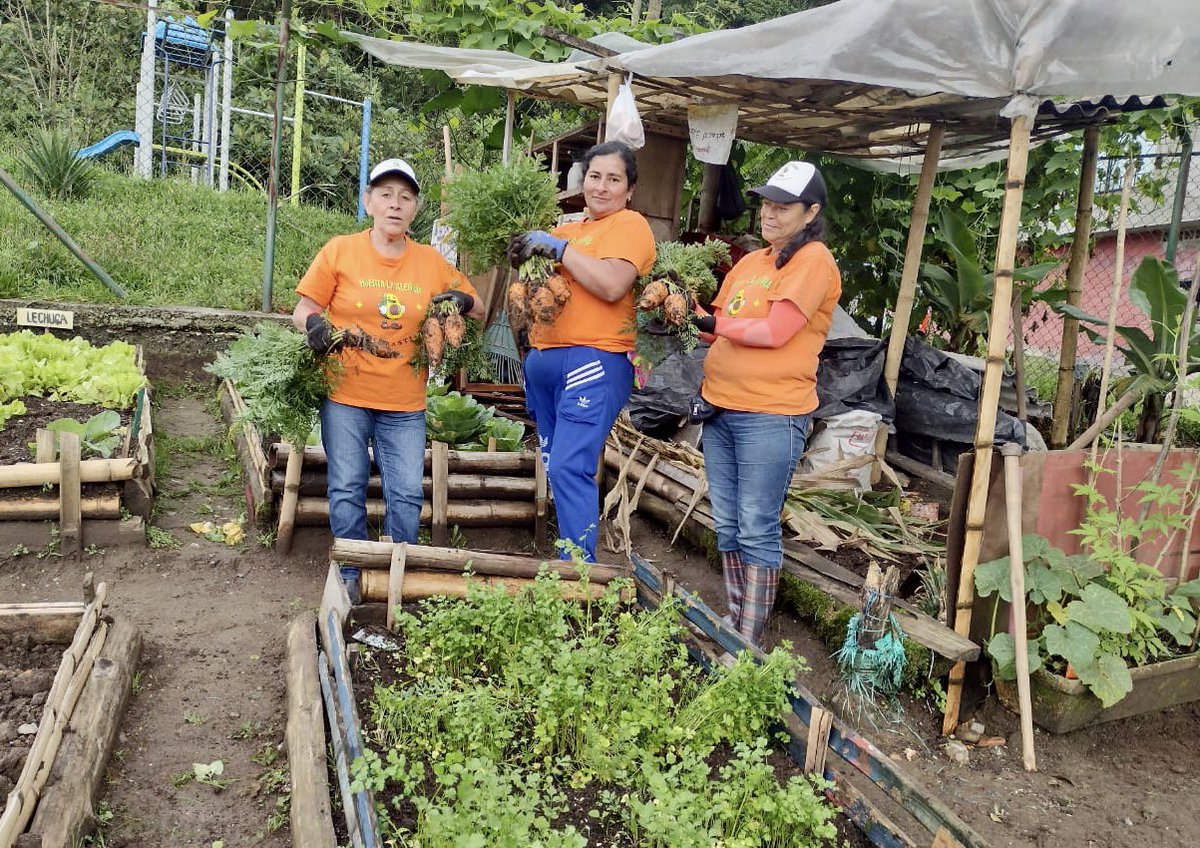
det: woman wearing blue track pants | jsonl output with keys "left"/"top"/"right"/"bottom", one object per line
{"left": 508, "top": 141, "right": 656, "bottom": 560}
{"left": 691, "top": 161, "right": 842, "bottom": 645}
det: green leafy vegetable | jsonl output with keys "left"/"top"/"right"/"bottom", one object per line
{"left": 0, "top": 330, "right": 144, "bottom": 409}
{"left": 0, "top": 399, "right": 26, "bottom": 429}
{"left": 459, "top": 416, "right": 525, "bottom": 452}
{"left": 45, "top": 410, "right": 123, "bottom": 458}
{"left": 443, "top": 156, "right": 560, "bottom": 275}
{"left": 205, "top": 322, "right": 337, "bottom": 447}
{"left": 425, "top": 391, "right": 494, "bottom": 445}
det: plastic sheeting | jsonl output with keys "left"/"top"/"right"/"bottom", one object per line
{"left": 609, "top": 0, "right": 1200, "bottom": 100}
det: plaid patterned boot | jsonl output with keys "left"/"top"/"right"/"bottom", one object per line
{"left": 740, "top": 565, "right": 781, "bottom": 647}
{"left": 721, "top": 550, "right": 747, "bottom": 629}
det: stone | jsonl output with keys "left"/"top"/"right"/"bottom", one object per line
{"left": 12, "top": 669, "right": 54, "bottom": 698}
{"left": 956, "top": 720, "right": 983, "bottom": 744}
{"left": 17, "top": 723, "right": 38, "bottom": 735}
{"left": 943, "top": 739, "right": 970, "bottom": 766}
{"left": 30, "top": 692, "right": 47, "bottom": 708}
{"left": 0, "top": 721, "right": 14, "bottom": 742}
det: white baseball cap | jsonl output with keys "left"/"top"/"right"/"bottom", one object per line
{"left": 749, "top": 161, "right": 827, "bottom": 206}
{"left": 368, "top": 158, "right": 420, "bottom": 193}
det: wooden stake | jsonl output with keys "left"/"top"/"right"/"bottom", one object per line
{"left": 431, "top": 440, "right": 449, "bottom": 546}
{"left": 502, "top": 90, "right": 515, "bottom": 165}
{"left": 58, "top": 430, "right": 82, "bottom": 557}
{"left": 535, "top": 448, "right": 548, "bottom": 547}
{"left": 285, "top": 612, "right": 336, "bottom": 848}
{"left": 386, "top": 543, "right": 407, "bottom": 630}
{"left": 1091, "top": 161, "right": 1137, "bottom": 465}
{"left": 1001, "top": 443, "right": 1037, "bottom": 771}
{"left": 277, "top": 440, "right": 304, "bottom": 555}
{"left": 35, "top": 428, "right": 56, "bottom": 464}
{"left": 804, "top": 706, "right": 834, "bottom": 775}
{"left": 1051, "top": 126, "right": 1101, "bottom": 447}
{"left": 943, "top": 113, "right": 1032, "bottom": 735}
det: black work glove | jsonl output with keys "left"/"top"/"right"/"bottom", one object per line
{"left": 506, "top": 233, "right": 526, "bottom": 269}
{"left": 692, "top": 312, "right": 716, "bottom": 334}
{"left": 432, "top": 290, "right": 475, "bottom": 315}
{"left": 305, "top": 313, "right": 341, "bottom": 354}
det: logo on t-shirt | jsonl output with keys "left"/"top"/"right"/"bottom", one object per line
{"left": 727, "top": 290, "right": 747, "bottom": 316}
{"left": 378, "top": 293, "right": 406, "bottom": 320}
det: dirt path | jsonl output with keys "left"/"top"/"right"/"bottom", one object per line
{"left": 0, "top": 390, "right": 328, "bottom": 846}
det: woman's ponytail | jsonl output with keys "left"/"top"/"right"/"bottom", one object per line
{"left": 775, "top": 215, "right": 826, "bottom": 269}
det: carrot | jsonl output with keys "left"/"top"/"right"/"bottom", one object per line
{"left": 443, "top": 312, "right": 466, "bottom": 348}
{"left": 423, "top": 316, "right": 444, "bottom": 368}
{"left": 529, "top": 285, "right": 559, "bottom": 325}
{"left": 507, "top": 281, "right": 529, "bottom": 332}
{"left": 638, "top": 279, "right": 669, "bottom": 310}
{"left": 546, "top": 275, "right": 571, "bottom": 306}
{"left": 663, "top": 290, "right": 688, "bottom": 326}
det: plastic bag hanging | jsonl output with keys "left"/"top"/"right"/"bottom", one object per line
{"left": 605, "top": 80, "right": 645, "bottom": 150}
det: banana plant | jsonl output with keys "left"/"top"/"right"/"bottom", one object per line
{"left": 1054, "top": 256, "right": 1200, "bottom": 394}
{"left": 920, "top": 208, "right": 1061, "bottom": 353}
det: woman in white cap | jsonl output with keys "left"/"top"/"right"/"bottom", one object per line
{"left": 292, "top": 158, "right": 484, "bottom": 546}
{"left": 690, "top": 160, "right": 842, "bottom": 645}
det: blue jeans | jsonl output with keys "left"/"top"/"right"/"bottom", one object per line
{"left": 701, "top": 411, "right": 811, "bottom": 569}
{"left": 320, "top": 399, "right": 426, "bottom": 543}
{"left": 524, "top": 346, "right": 633, "bottom": 561}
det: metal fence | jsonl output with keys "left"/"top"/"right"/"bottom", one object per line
{"left": 1020, "top": 147, "right": 1200, "bottom": 403}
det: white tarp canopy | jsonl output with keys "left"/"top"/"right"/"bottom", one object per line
{"left": 608, "top": 0, "right": 1200, "bottom": 103}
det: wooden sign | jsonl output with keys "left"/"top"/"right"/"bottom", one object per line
{"left": 16, "top": 307, "right": 74, "bottom": 330}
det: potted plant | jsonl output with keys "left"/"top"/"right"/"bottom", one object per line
{"left": 976, "top": 464, "right": 1200, "bottom": 732}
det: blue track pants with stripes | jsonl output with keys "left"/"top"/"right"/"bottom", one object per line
{"left": 524, "top": 345, "right": 632, "bottom": 561}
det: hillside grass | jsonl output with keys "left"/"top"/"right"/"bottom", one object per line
{"left": 0, "top": 148, "right": 363, "bottom": 312}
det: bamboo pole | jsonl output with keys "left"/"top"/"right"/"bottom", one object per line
{"left": 360, "top": 569, "right": 609, "bottom": 603}
{"left": 942, "top": 113, "right": 1033, "bottom": 736}
{"left": 1065, "top": 386, "right": 1142, "bottom": 450}
{"left": 1091, "top": 161, "right": 1137, "bottom": 465}
{"left": 876, "top": 127, "right": 945, "bottom": 482}
{"left": 1001, "top": 443, "right": 1037, "bottom": 771}
{"left": 271, "top": 443, "right": 537, "bottom": 474}
{"left": 883, "top": 125, "right": 945, "bottom": 397}
{"left": 276, "top": 441, "right": 304, "bottom": 554}
{"left": 1051, "top": 127, "right": 1101, "bottom": 447}
{"left": 329, "top": 539, "right": 627, "bottom": 584}
{"left": 0, "top": 494, "right": 120, "bottom": 520}
{"left": 502, "top": 91, "right": 516, "bottom": 164}
{"left": 0, "top": 457, "right": 140, "bottom": 488}
{"left": 269, "top": 470, "right": 536, "bottom": 500}
{"left": 295, "top": 497, "right": 536, "bottom": 527}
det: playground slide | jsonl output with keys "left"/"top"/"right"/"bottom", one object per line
{"left": 77, "top": 130, "right": 141, "bottom": 161}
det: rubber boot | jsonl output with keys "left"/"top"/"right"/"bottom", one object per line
{"left": 721, "top": 549, "right": 746, "bottom": 629}
{"left": 740, "top": 565, "right": 781, "bottom": 647}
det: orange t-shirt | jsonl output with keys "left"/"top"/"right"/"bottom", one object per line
{"left": 530, "top": 208, "right": 656, "bottom": 353}
{"left": 701, "top": 241, "right": 842, "bottom": 415}
{"left": 296, "top": 230, "right": 478, "bottom": 412}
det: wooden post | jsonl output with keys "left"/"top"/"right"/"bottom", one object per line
{"left": 284, "top": 612, "right": 336, "bottom": 848}
{"left": 1011, "top": 292, "right": 1028, "bottom": 421}
{"left": 535, "top": 449, "right": 548, "bottom": 548}
{"left": 35, "top": 428, "right": 56, "bottom": 464}
{"left": 1050, "top": 126, "right": 1101, "bottom": 447}
{"left": 59, "top": 430, "right": 82, "bottom": 557}
{"left": 277, "top": 441, "right": 304, "bottom": 555}
{"left": 1091, "top": 161, "right": 1137, "bottom": 464}
{"left": 1001, "top": 443, "right": 1037, "bottom": 772}
{"left": 431, "top": 440, "right": 449, "bottom": 546}
{"left": 502, "top": 90, "right": 515, "bottom": 164}
{"left": 942, "top": 113, "right": 1033, "bottom": 735}
{"left": 386, "top": 543, "right": 407, "bottom": 630}
{"left": 876, "top": 125, "right": 945, "bottom": 477}
{"left": 602, "top": 71, "right": 622, "bottom": 142}
{"left": 697, "top": 163, "right": 721, "bottom": 232}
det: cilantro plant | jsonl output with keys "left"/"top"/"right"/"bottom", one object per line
{"left": 351, "top": 571, "right": 838, "bottom": 846}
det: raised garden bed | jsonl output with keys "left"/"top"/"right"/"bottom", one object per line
{"left": 218, "top": 378, "right": 547, "bottom": 550}
{"left": 995, "top": 653, "right": 1200, "bottom": 734}
{"left": 0, "top": 334, "right": 153, "bottom": 553}
{"left": 285, "top": 543, "right": 987, "bottom": 848}
{"left": 0, "top": 582, "right": 141, "bottom": 847}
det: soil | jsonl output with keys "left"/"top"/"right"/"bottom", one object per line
{"left": 0, "top": 637, "right": 61, "bottom": 799}
{"left": 0, "top": 377, "right": 1196, "bottom": 847}
{"left": 0, "top": 397, "right": 133, "bottom": 464}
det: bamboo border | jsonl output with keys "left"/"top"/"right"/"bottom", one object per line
{"left": 0, "top": 585, "right": 138, "bottom": 847}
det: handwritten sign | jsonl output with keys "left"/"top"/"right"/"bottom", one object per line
{"left": 688, "top": 104, "right": 739, "bottom": 165}
{"left": 16, "top": 307, "right": 74, "bottom": 330}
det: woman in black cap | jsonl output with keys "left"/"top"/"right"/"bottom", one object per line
{"left": 690, "top": 160, "right": 842, "bottom": 646}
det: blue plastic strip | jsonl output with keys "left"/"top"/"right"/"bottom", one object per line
{"left": 357, "top": 98, "right": 372, "bottom": 222}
